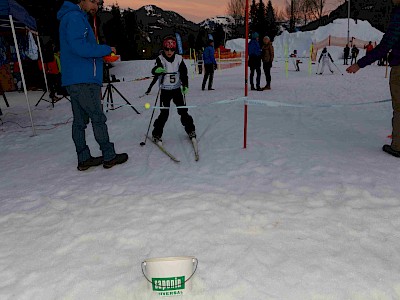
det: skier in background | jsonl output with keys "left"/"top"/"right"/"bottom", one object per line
{"left": 151, "top": 36, "right": 196, "bottom": 145}
{"left": 290, "top": 49, "right": 301, "bottom": 71}
{"left": 318, "top": 47, "right": 334, "bottom": 74}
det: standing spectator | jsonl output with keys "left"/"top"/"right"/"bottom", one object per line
{"left": 151, "top": 36, "right": 196, "bottom": 144}
{"left": 364, "top": 41, "right": 374, "bottom": 54}
{"left": 248, "top": 32, "right": 262, "bottom": 91}
{"left": 318, "top": 47, "right": 334, "bottom": 74}
{"left": 347, "top": 0, "right": 400, "bottom": 157}
{"left": 202, "top": 39, "right": 217, "bottom": 91}
{"left": 351, "top": 45, "right": 359, "bottom": 64}
{"left": 57, "top": 0, "right": 128, "bottom": 171}
{"left": 261, "top": 36, "right": 274, "bottom": 90}
{"left": 343, "top": 44, "right": 350, "bottom": 65}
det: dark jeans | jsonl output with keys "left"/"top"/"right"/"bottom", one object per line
{"left": 67, "top": 83, "right": 116, "bottom": 163}
{"left": 152, "top": 88, "right": 195, "bottom": 138}
{"left": 250, "top": 66, "right": 261, "bottom": 89}
{"left": 202, "top": 64, "right": 214, "bottom": 89}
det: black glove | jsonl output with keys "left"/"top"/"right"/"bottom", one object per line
{"left": 214, "top": 64, "right": 217, "bottom": 70}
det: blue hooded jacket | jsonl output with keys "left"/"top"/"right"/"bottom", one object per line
{"left": 57, "top": 1, "right": 112, "bottom": 86}
{"left": 203, "top": 44, "right": 217, "bottom": 65}
{"left": 358, "top": 6, "right": 400, "bottom": 68}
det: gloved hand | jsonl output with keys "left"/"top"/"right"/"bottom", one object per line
{"left": 155, "top": 67, "right": 166, "bottom": 74}
{"left": 214, "top": 64, "right": 218, "bottom": 70}
{"left": 181, "top": 86, "right": 189, "bottom": 95}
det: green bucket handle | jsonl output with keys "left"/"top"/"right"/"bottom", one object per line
{"left": 141, "top": 258, "right": 198, "bottom": 288}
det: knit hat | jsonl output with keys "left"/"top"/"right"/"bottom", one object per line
{"left": 163, "top": 36, "right": 177, "bottom": 49}
{"left": 251, "top": 32, "right": 259, "bottom": 39}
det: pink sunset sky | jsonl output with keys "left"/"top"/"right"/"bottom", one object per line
{"left": 103, "top": 0, "right": 342, "bottom": 23}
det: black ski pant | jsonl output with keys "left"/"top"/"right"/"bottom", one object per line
{"left": 152, "top": 88, "right": 195, "bottom": 138}
{"left": 202, "top": 64, "right": 214, "bottom": 90}
{"left": 263, "top": 61, "right": 272, "bottom": 86}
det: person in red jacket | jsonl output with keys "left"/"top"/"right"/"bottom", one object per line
{"left": 364, "top": 41, "right": 374, "bottom": 54}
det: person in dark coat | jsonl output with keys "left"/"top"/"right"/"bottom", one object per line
{"left": 248, "top": 32, "right": 262, "bottom": 91}
{"left": 351, "top": 45, "right": 359, "bottom": 64}
{"left": 347, "top": 0, "right": 400, "bottom": 157}
{"left": 343, "top": 44, "right": 350, "bottom": 65}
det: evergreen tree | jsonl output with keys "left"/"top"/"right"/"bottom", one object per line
{"left": 121, "top": 9, "right": 139, "bottom": 60}
{"left": 102, "top": 5, "right": 125, "bottom": 59}
{"left": 195, "top": 28, "right": 209, "bottom": 51}
{"left": 265, "top": 0, "right": 278, "bottom": 41}
{"left": 250, "top": 0, "right": 258, "bottom": 34}
{"left": 256, "top": 0, "right": 266, "bottom": 39}
{"left": 213, "top": 24, "right": 226, "bottom": 48}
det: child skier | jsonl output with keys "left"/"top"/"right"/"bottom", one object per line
{"left": 151, "top": 36, "right": 196, "bottom": 145}
{"left": 318, "top": 47, "right": 334, "bottom": 74}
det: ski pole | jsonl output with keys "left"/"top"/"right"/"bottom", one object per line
{"left": 140, "top": 75, "right": 164, "bottom": 146}
{"left": 331, "top": 61, "right": 344, "bottom": 75}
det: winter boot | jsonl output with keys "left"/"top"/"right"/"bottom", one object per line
{"left": 382, "top": 144, "right": 400, "bottom": 157}
{"left": 152, "top": 135, "right": 163, "bottom": 146}
{"left": 188, "top": 131, "right": 197, "bottom": 140}
{"left": 264, "top": 83, "right": 271, "bottom": 90}
{"left": 77, "top": 155, "right": 103, "bottom": 171}
{"left": 103, "top": 153, "right": 129, "bottom": 169}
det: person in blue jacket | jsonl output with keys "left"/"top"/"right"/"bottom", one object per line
{"left": 248, "top": 32, "right": 262, "bottom": 91}
{"left": 201, "top": 39, "right": 217, "bottom": 90}
{"left": 58, "top": 0, "right": 128, "bottom": 171}
{"left": 347, "top": 0, "right": 400, "bottom": 158}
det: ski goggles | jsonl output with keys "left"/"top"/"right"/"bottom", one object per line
{"left": 164, "top": 48, "right": 176, "bottom": 52}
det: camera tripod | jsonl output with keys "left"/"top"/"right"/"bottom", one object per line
{"left": 102, "top": 63, "right": 140, "bottom": 114}
{"left": 35, "top": 74, "right": 70, "bottom": 108}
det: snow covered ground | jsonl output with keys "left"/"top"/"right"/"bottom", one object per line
{"left": 1, "top": 20, "right": 400, "bottom": 300}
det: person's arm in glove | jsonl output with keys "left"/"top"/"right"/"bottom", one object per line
{"left": 181, "top": 86, "right": 189, "bottom": 95}
{"left": 154, "top": 67, "right": 166, "bottom": 74}
{"left": 214, "top": 64, "right": 218, "bottom": 70}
